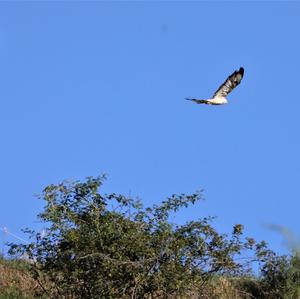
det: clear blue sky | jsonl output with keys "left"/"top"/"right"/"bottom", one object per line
{"left": 1, "top": 2, "right": 300, "bottom": 255}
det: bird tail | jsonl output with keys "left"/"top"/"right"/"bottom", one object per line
{"left": 185, "top": 98, "right": 209, "bottom": 104}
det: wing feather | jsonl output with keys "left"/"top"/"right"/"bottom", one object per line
{"left": 212, "top": 67, "right": 244, "bottom": 98}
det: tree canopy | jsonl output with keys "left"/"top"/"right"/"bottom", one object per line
{"left": 9, "top": 175, "right": 300, "bottom": 298}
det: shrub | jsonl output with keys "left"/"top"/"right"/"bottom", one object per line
{"left": 8, "top": 175, "right": 289, "bottom": 298}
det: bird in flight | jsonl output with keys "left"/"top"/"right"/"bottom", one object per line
{"left": 186, "top": 67, "right": 244, "bottom": 105}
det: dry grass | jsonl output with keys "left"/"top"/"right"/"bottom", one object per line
{"left": 0, "top": 259, "right": 43, "bottom": 298}
{"left": 0, "top": 266, "right": 255, "bottom": 299}
{"left": 182, "top": 277, "right": 254, "bottom": 299}
{"left": 206, "top": 277, "right": 254, "bottom": 299}
{"left": 0, "top": 259, "right": 257, "bottom": 299}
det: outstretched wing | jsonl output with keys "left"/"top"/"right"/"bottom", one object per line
{"left": 212, "top": 67, "right": 244, "bottom": 98}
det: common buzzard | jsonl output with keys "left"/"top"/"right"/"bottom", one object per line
{"left": 186, "top": 67, "right": 244, "bottom": 105}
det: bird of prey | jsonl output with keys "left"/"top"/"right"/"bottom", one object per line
{"left": 186, "top": 67, "right": 244, "bottom": 105}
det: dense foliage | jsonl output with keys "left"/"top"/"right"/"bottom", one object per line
{"left": 8, "top": 175, "right": 300, "bottom": 298}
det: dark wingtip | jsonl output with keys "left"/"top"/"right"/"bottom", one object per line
{"left": 239, "top": 67, "right": 244, "bottom": 76}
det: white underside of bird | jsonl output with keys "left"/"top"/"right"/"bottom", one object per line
{"left": 186, "top": 67, "right": 244, "bottom": 106}
{"left": 188, "top": 97, "right": 228, "bottom": 105}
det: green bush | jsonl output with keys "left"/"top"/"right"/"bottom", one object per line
{"left": 8, "top": 175, "right": 296, "bottom": 298}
